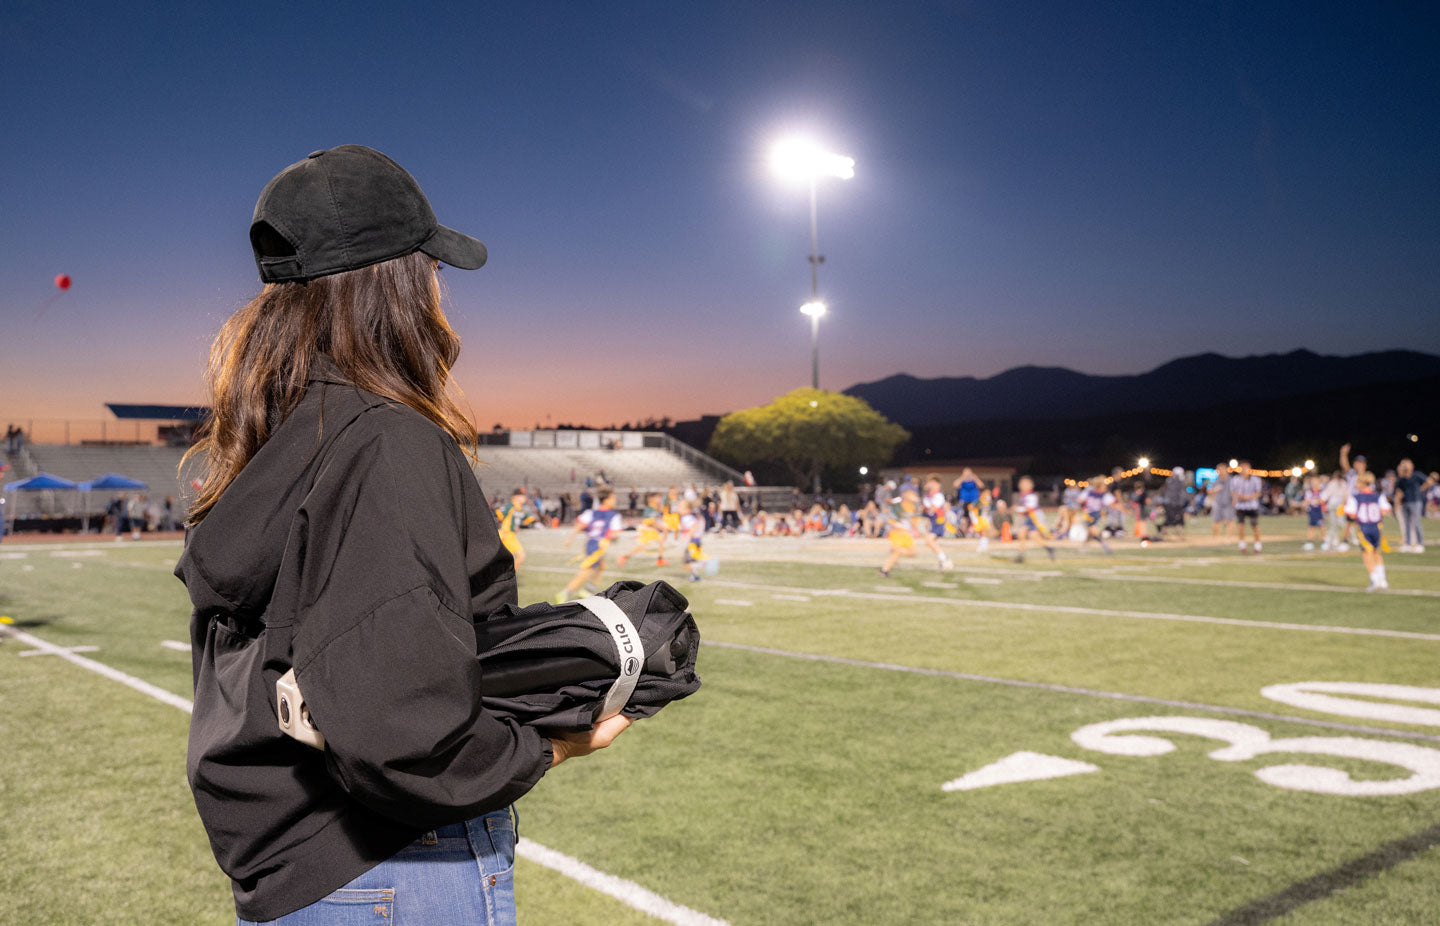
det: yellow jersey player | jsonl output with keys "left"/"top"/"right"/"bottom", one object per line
{"left": 677, "top": 500, "right": 710, "bottom": 582}
{"left": 494, "top": 488, "right": 536, "bottom": 568}
{"left": 662, "top": 486, "right": 682, "bottom": 541}
{"left": 616, "top": 491, "right": 670, "bottom": 567}
{"left": 880, "top": 489, "right": 922, "bottom": 577}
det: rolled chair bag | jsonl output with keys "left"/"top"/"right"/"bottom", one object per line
{"left": 274, "top": 580, "right": 700, "bottom": 749}
{"left": 476, "top": 579, "right": 702, "bottom": 731}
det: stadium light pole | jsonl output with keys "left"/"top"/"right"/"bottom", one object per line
{"left": 772, "top": 138, "right": 854, "bottom": 390}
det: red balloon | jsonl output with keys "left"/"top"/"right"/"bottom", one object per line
{"left": 55, "top": 274, "right": 72, "bottom": 290}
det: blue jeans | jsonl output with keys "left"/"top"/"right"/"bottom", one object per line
{"left": 1402, "top": 501, "right": 1424, "bottom": 547}
{"left": 239, "top": 808, "right": 517, "bottom": 926}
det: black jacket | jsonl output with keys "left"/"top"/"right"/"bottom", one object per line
{"left": 176, "top": 357, "right": 551, "bottom": 921}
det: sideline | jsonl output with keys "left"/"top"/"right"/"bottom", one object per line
{"left": 1073, "top": 569, "right": 1440, "bottom": 598}
{"left": 0, "top": 626, "right": 729, "bottom": 926}
{"left": 652, "top": 572, "right": 1440, "bottom": 643}
{"left": 526, "top": 565, "right": 1440, "bottom": 639}
{"left": 703, "top": 640, "right": 1440, "bottom": 744}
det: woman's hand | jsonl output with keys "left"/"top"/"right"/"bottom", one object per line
{"left": 548, "top": 714, "right": 632, "bottom": 768}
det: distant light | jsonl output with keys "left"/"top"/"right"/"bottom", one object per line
{"left": 809, "top": 400, "right": 819, "bottom": 408}
{"left": 771, "top": 138, "right": 855, "bottom": 181}
{"left": 1409, "top": 433, "right": 1420, "bottom": 443}
{"left": 1304, "top": 459, "right": 1315, "bottom": 470}
{"left": 1291, "top": 467, "right": 1303, "bottom": 477}
{"left": 800, "top": 300, "right": 827, "bottom": 318}
{"left": 1229, "top": 458, "right": 1239, "bottom": 469}
{"left": 859, "top": 466, "right": 869, "bottom": 476}
{"left": 1137, "top": 457, "right": 1150, "bottom": 470}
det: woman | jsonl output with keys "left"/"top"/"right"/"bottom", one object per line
{"left": 178, "top": 145, "right": 628, "bottom": 925}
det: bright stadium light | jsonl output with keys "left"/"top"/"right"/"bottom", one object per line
{"left": 771, "top": 135, "right": 854, "bottom": 394}
{"left": 859, "top": 466, "right": 869, "bottom": 476}
{"left": 1229, "top": 458, "right": 1239, "bottom": 469}
{"left": 1291, "top": 466, "right": 1303, "bottom": 477}
{"left": 770, "top": 138, "right": 855, "bottom": 181}
{"left": 1137, "top": 457, "right": 1150, "bottom": 470}
{"left": 1304, "top": 459, "right": 1315, "bottom": 470}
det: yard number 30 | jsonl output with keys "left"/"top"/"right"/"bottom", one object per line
{"left": 1070, "top": 683, "right": 1440, "bottom": 797}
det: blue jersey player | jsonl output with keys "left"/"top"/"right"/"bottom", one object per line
{"left": 1343, "top": 471, "right": 1392, "bottom": 591}
{"left": 558, "top": 490, "right": 625, "bottom": 603}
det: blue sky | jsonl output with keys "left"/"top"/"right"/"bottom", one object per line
{"left": 2, "top": 1, "right": 1437, "bottom": 428}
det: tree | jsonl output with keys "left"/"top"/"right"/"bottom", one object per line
{"left": 708, "top": 388, "right": 909, "bottom": 489}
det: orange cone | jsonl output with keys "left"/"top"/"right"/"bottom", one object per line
{"left": 1000, "top": 521, "right": 1013, "bottom": 543}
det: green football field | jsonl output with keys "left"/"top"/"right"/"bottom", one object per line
{"left": 3, "top": 519, "right": 1440, "bottom": 925}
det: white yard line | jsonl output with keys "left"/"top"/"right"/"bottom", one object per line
{"left": 1095, "top": 552, "right": 1440, "bottom": 573}
{"left": 696, "top": 578, "right": 1440, "bottom": 642}
{"left": 19, "top": 644, "right": 99, "bottom": 657}
{"left": 3, "top": 628, "right": 195, "bottom": 713}
{"left": 0, "top": 538, "right": 182, "bottom": 552}
{"left": 1075, "top": 570, "right": 1440, "bottom": 597}
{"left": 517, "top": 840, "right": 729, "bottom": 926}
{"left": 703, "top": 640, "right": 1440, "bottom": 745}
{"left": 161, "top": 640, "right": 192, "bottom": 652}
{"left": 526, "top": 563, "right": 1440, "bottom": 640}
{"left": 0, "top": 624, "right": 728, "bottom": 926}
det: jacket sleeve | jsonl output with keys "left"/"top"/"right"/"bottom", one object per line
{"left": 289, "top": 410, "right": 550, "bottom": 829}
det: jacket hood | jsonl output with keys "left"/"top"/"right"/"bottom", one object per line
{"left": 174, "top": 358, "right": 377, "bottom": 618}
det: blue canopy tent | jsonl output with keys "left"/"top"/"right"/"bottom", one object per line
{"left": 78, "top": 473, "right": 149, "bottom": 491}
{"left": 4, "top": 473, "right": 79, "bottom": 490}
{"left": 2, "top": 473, "right": 80, "bottom": 534}
{"left": 76, "top": 473, "right": 149, "bottom": 532}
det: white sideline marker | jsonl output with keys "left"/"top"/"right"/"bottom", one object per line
{"left": 0, "top": 551, "right": 28, "bottom": 559}
{"left": 771, "top": 593, "right": 811, "bottom": 602}
{"left": 921, "top": 581, "right": 958, "bottom": 589}
{"left": 161, "top": 640, "right": 192, "bottom": 652}
{"left": 701, "top": 578, "right": 1440, "bottom": 642}
{"left": 2, "top": 625, "right": 730, "bottom": 925}
{"left": 964, "top": 577, "right": 1002, "bottom": 585}
{"left": 714, "top": 599, "right": 754, "bottom": 607}
{"left": 517, "top": 839, "right": 730, "bottom": 926}
{"left": 19, "top": 645, "right": 99, "bottom": 657}
{"left": 942, "top": 751, "right": 1099, "bottom": 792}
{"left": 2, "top": 629, "right": 193, "bottom": 713}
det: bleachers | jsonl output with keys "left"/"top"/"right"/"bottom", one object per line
{"left": 3, "top": 444, "right": 196, "bottom": 518}
{"left": 470, "top": 447, "right": 722, "bottom": 502}
{"left": 4, "top": 440, "right": 735, "bottom": 521}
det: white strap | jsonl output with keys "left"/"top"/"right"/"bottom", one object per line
{"left": 574, "top": 596, "right": 645, "bottom": 720}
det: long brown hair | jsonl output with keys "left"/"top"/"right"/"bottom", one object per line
{"left": 183, "top": 251, "right": 477, "bottom": 524}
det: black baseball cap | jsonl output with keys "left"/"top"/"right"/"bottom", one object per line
{"left": 250, "top": 145, "right": 487, "bottom": 283}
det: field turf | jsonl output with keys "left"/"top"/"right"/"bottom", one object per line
{"left": 2, "top": 518, "right": 1439, "bottom": 924}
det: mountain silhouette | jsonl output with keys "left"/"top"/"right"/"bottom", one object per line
{"left": 844, "top": 349, "right": 1440, "bottom": 428}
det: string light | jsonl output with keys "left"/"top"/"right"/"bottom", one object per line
{"left": 1061, "top": 461, "right": 1306, "bottom": 487}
